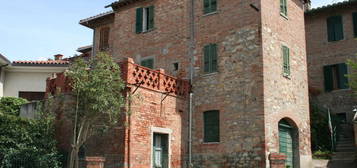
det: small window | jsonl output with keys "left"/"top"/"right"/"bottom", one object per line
{"left": 136, "top": 6, "right": 155, "bottom": 33}
{"left": 173, "top": 62, "right": 179, "bottom": 71}
{"left": 141, "top": 58, "right": 154, "bottom": 69}
{"left": 99, "top": 27, "right": 110, "bottom": 51}
{"left": 203, "top": 0, "right": 217, "bottom": 14}
{"left": 353, "top": 12, "right": 357, "bottom": 38}
{"left": 282, "top": 45, "right": 290, "bottom": 77}
{"left": 324, "top": 63, "right": 349, "bottom": 92}
{"left": 203, "top": 44, "right": 218, "bottom": 73}
{"left": 203, "top": 110, "right": 219, "bottom": 143}
{"left": 327, "top": 15, "right": 344, "bottom": 42}
{"left": 280, "top": 0, "right": 288, "bottom": 17}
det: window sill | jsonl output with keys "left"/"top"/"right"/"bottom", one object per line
{"left": 327, "top": 38, "right": 344, "bottom": 43}
{"left": 203, "top": 11, "right": 218, "bottom": 17}
{"left": 138, "top": 28, "right": 156, "bottom": 34}
{"left": 202, "top": 142, "right": 220, "bottom": 145}
{"left": 326, "top": 88, "right": 351, "bottom": 93}
{"left": 283, "top": 74, "right": 291, "bottom": 79}
{"left": 280, "top": 13, "right": 288, "bottom": 20}
{"left": 201, "top": 72, "right": 218, "bottom": 77}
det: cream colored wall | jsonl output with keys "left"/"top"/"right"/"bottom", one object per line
{"left": 0, "top": 68, "right": 6, "bottom": 97}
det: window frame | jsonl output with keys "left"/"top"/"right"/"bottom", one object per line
{"left": 323, "top": 63, "right": 349, "bottom": 92}
{"left": 99, "top": 27, "right": 110, "bottom": 51}
{"left": 203, "top": 0, "right": 217, "bottom": 14}
{"left": 140, "top": 57, "right": 155, "bottom": 69}
{"left": 203, "top": 110, "right": 220, "bottom": 143}
{"left": 327, "top": 15, "right": 344, "bottom": 42}
{"left": 136, "top": 6, "right": 155, "bottom": 34}
{"left": 280, "top": 0, "right": 288, "bottom": 17}
{"left": 150, "top": 127, "right": 172, "bottom": 168}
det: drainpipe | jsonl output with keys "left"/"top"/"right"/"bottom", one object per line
{"left": 188, "top": 0, "right": 195, "bottom": 167}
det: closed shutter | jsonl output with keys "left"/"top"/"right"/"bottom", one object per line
{"left": 280, "top": 0, "right": 287, "bottom": 16}
{"left": 324, "top": 65, "right": 333, "bottom": 92}
{"left": 327, "top": 16, "right": 344, "bottom": 41}
{"left": 337, "top": 63, "right": 348, "bottom": 89}
{"left": 148, "top": 6, "right": 155, "bottom": 30}
{"left": 282, "top": 46, "right": 290, "bottom": 76}
{"left": 204, "top": 45, "right": 210, "bottom": 73}
{"left": 136, "top": 8, "right": 143, "bottom": 33}
{"left": 204, "top": 110, "right": 220, "bottom": 143}
{"left": 211, "top": 0, "right": 217, "bottom": 13}
{"left": 211, "top": 44, "right": 218, "bottom": 72}
{"left": 279, "top": 123, "right": 294, "bottom": 168}
{"left": 203, "top": 0, "right": 210, "bottom": 14}
{"left": 141, "top": 59, "right": 154, "bottom": 69}
{"left": 353, "top": 12, "right": 357, "bottom": 37}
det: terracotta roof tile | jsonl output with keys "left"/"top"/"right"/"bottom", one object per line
{"left": 79, "top": 11, "right": 114, "bottom": 24}
{"left": 12, "top": 60, "right": 69, "bottom": 65}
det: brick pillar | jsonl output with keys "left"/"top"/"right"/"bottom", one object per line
{"left": 269, "top": 153, "right": 286, "bottom": 168}
{"left": 86, "top": 157, "right": 106, "bottom": 168}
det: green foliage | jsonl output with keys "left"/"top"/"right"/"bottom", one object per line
{"left": 347, "top": 58, "right": 357, "bottom": 93}
{"left": 0, "top": 101, "right": 62, "bottom": 167}
{"left": 0, "top": 97, "right": 28, "bottom": 116}
{"left": 312, "top": 150, "right": 332, "bottom": 160}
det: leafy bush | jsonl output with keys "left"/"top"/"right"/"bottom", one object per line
{"left": 0, "top": 97, "right": 28, "bottom": 116}
{"left": 312, "top": 150, "right": 332, "bottom": 160}
{"left": 0, "top": 105, "right": 62, "bottom": 167}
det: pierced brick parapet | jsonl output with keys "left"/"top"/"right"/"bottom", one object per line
{"left": 269, "top": 153, "right": 287, "bottom": 168}
{"left": 85, "top": 157, "right": 105, "bottom": 168}
{"left": 46, "top": 57, "right": 190, "bottom": 97}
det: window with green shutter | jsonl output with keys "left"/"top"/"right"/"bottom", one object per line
{"left": 203, "top": 110, "right": 220, "bottom": 143}
{"left": 136, "top": 6, "right": 155, "bottom": 34}
{"left": 203, "top": 44, "right": 218, "bottom": 73}
{"left": 282, "top": 45, "right": 290, "bottom": 77}
{"left": 323, "top": 63, "right": 349, "bottom": 92}
{"left": 141, "top": 58, "right": 154, "bottom": 69}
{"left": 353, "top": 12, "right": 357, "bottom": 38}
{"left": 203, "top": 0, "right": 217, "bottom": 14}
{"left": 327, "top": 15, "right": 344, "bottom": 42}
{"left": 280, "top": 0, "right": 288, "bottom": 17}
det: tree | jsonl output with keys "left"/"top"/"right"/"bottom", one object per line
{"left": 347, "top": 58, "right": 357, "bottom": 93}
{"left": 64, "top": 52, "right": 126, "bottom": 168}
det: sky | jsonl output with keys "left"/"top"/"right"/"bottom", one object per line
{"left": 0, "top": 0, "right": 347, "bottom": 61}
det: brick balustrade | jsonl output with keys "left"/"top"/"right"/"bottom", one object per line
{"left": 46, "top": 57, "right": 190, "bottom": 97}
{"left": 85, "top": 157, "right": 105, "bottom": 168}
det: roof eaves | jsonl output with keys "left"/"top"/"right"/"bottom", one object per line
{"left": 306, "top": 0, "right": 357, "bottom": 14}
{"left": 79, "top": 11, "right": 114, "bottom": 28}
{"left": 105, "top": 0, "right": 144, "bottom": 9}
{"left": 0, "top": 53, "right": 11, "bottom": 64}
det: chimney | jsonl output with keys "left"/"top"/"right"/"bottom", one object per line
{"left": 54, "top": 54, "right": 63, "bottom": 60}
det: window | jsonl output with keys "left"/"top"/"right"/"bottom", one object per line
{"left": 99, "top": 27, "right": 110, "bottom": 51}
{"left": 136, "top": 6, "right": 155, "bottom": 33}
{"left": 282, "top": 45, "right": 290, "bottom": 77}
{"left": 19, "top": 92, "right": 45, "bottom": 101}
{"left": 141, "top": 58, "right": 154, "bottom": 69}
{"left": 324, "top": 63, "right": 348, "bottom": 92}
{"left": 353, "top": 12, "right": 357, "bottom": 37}
{"left": 203, "top": 0, "right": 217, "bottom": 14}
{"left": 203, "top": 44, "right": 218, "bottom": 73}
{"left": 153, "top": 133, "right": 168, "bottom": 168}
{"left": 203, "top": 110, "right": 219, "bottom": 143}
{"left": 173, "top": 62, "right": 179, "bottom": 71}
{"left": 327, "top": 15, "right": 344, "bottom": 42}
{"left": 280, "top": 0, "right": 288, "bottom": 17}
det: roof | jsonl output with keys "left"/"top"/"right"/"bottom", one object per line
{"left": 306, "top": 0, "right": 357, "bottom": 14}
{"left": 79, "top": 11, "right": 114, "bottom": 28}
{"left": 106, "top": 0, "right": 144, "bottom": 9}
{"left": 12, "top": 60, "right": 69, "bottom": 66}
{"left": 77, "top": 45, "right": 93, "bottom": 53}
{"left": 0, "top": 53, "right": 11, "bottom": 65}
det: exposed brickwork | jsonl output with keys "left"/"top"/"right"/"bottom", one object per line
{"left": 269, "top": 153, "right": 286, "bottom": 168}
{"left": 305, "top": 3, "right": 357, "bottom": 122}
{"left": 86, "top": 157, "right": 106, "bottom": 168}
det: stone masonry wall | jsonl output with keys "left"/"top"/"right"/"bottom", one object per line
{"left": 305, "top": 5, "right": 357, "bottom": 121}
{"left": 261, "top": 0, "right": 312, "bottom": 167}
{"left": 191, "top": 0, "right": 265, "bottom": 167}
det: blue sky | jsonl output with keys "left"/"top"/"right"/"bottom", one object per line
{"left": 0, "top": 0, "right": 346, "bottom": 61}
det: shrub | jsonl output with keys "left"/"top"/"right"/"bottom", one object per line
{"left": 0, "top": 97, "right": 28, "bottom": 116}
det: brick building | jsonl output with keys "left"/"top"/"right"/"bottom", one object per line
{"left": 49, "top": 0, "right": 313, "bottom": 167}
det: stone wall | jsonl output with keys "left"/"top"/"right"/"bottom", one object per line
{"left": 305, "top": 4, "right": 357, "bottom": 121}
{"left": 261, "top": 0, "right": 312, "bottom": 167}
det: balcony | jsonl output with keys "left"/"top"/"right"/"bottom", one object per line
{"left": 46, "top": 57, "right": 190, "bottom": 97}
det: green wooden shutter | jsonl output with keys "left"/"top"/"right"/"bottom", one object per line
{"left": 337, "top": 63, "right": 348, "bottom": 89}
{"left": 136, "top": 8, "right": 143, "bottom": 33}
{"left": 324, "top": 65, "right": 333, "bottom": 92}
{"left": 279, "top": 123, "right": 294, "bottom": 168}
{"left": 334, "top": 16, "right": 344, "bottom": 41}
{"left": 280, "top": 0, "right": 287, "bottom": 16}
{"left": 353, "top": 12, "right": 357, "bottom": 37}
{"left": 147, "top": 59, "right": 154, "bottom": 69}
{"left": 204, "top": 45, "right": 210, "bottom": 73}
{"left": 282, "top": 46, "right": 290, "bottom": 76}
{"left": 327, "top": 17, "right": 335, "bottom": 41}
{"left": 204, "top": 110, "right": 220, "bottom": 143}
{"left": 148, "top": 6, "right": 155, "bottom": 30}
{"left": 203, "top": 0, "right": 210, "bottom": 14}
{"left": 211, "top": 44, "right": 218, "bottom": 72}
{"left": 211, "top": 0, "right": 217, "bottom": 13}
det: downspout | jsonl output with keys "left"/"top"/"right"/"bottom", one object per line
{"left": 188, "top": 0, "right": 195, "bottom": 167}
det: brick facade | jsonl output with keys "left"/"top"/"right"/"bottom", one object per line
{"left": 306, "top": 3, "right": 357, "bottom": 122}
{"left": 50, "top": 0, "right": 313, "bottom": 167}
